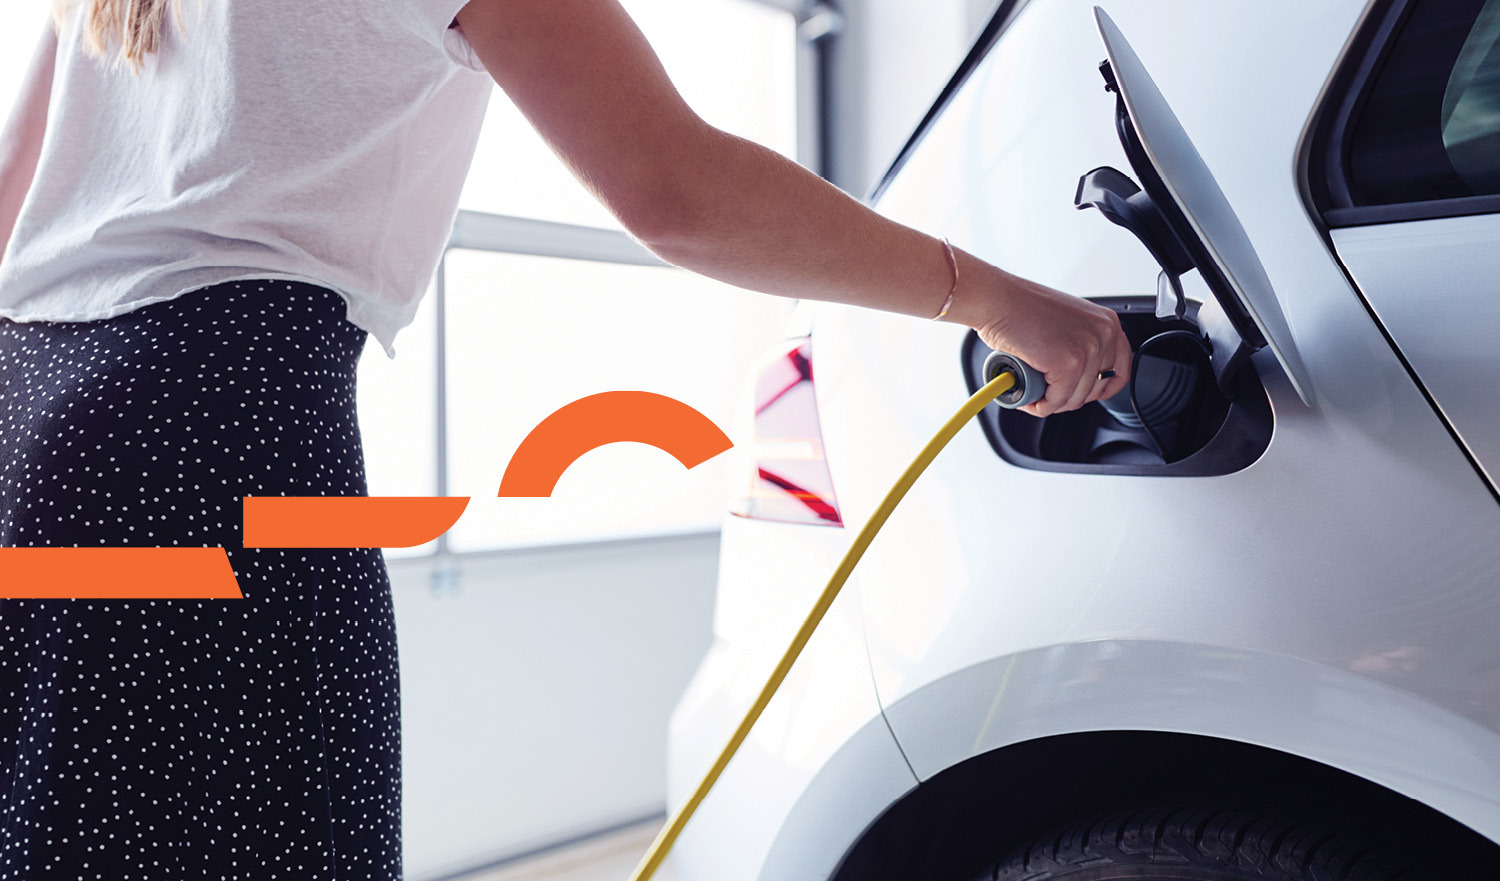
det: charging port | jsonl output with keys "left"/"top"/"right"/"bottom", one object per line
{"left": 962, "top": 296, "right": 1272, "bottom": 476}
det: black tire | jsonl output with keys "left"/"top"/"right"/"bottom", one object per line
{"left": 975, "top": 806, "right": 1423, "bottom": 881}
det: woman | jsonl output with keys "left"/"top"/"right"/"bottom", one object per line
{"left": 0, "top": 0, "right": 1131, "bottom": 878}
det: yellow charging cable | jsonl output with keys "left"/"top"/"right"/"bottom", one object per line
{"left": 627, "top": 368, "right": 1019, "bottom": 881}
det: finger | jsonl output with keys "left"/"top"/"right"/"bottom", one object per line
{"left": 1097, "top": 328, "right": 1134, "bottom": 402}
{"left": 1022, "top": 378, "right": 1060, "bottom": 418}
{"left": 1093, "top": 362, "right": 1125, "bottom": 403}
{"left": 1098, "top": 373, "right": 1128, "bottom": 403}
{"left": 1095, "top": 370, "right": 1125, "bottom": 404}
{"left": 1062, "top": 350, "right": 1099, "bottom": 414}
{"left": 1021, "top": 398, "right": 1050, "bottom": 418}
{"left": 1114, "top": 324, "right": 1134, "bottom": 384}
{"left": 1041, "top": 355, "right": 1095, "bottom": 417}
{"left": 1021, "top": 386, "right": 1051, "bottom": 418}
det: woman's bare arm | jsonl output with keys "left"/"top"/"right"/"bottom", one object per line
{"left": 453, "top": 0, "right": 1130, "bottom": 415}
{"left": 0, "top": 21, "right": 58, "bottom": 263}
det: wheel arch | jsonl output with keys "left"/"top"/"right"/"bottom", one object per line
{"left": 829, "top": 730, "right": 1500, "bottom": 880}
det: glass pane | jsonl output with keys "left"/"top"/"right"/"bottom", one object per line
{"left": 1443, "top": 0, "right": 1500, "bottom": 192}
{"left": 441, "top": 249, "right": 793, "bottom": 551}
{"left": 357, "top": 278, "right": 440, "bottom": 559}
{"left": 1347, "top": 0, "right": 1500, "bottom": 204}
{"left": 458, "top": 0, "right": 799, "bottom": 227}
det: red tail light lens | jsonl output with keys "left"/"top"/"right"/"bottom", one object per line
{"left": 730, "top": 337, "right": 843, "bottom": 526}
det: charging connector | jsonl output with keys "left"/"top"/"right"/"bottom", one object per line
{"left": 983, "top": 351, "right": 1047, "bottom": 409}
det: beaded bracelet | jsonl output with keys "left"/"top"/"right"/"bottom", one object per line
{"left": 933, "top": 237, "right": 959, "bottom": 320}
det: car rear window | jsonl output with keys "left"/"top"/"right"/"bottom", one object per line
{"left": 1347, "top": 0, "right": 1500, "bottom": 205}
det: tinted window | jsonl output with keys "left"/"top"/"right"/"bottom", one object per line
{"left": 1347, "top": 0, "right": 1500, "bottom": 205}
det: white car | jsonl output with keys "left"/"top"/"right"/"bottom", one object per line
{"left": 667, "top": 1, "right": 1500, "bottom": 879}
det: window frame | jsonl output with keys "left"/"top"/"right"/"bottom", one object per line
{"left": 865, "top": 0, "right": 1032, "bottom": 203}
{"left": 1308, "top": 0, "right": 1500, "bottom": 228}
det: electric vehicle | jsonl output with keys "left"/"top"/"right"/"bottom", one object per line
{"left": 667, "top": 0, "right": 1500, "bottom": 878}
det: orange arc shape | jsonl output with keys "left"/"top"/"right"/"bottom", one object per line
{"left": 498, "top": 391, "right": 734, "bottom": 498}
{"left": 0, "top": 547, "right": 242, "bottom": 599}
{"left": 243, "top": 496, "right": 470, "bottom": 548}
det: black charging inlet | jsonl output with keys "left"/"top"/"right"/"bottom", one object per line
{"left": 962, "top": 298, "right": 1273, "bottom": 478}
{"left": 961, "top": 22, "right": 1290, "bottom": 477}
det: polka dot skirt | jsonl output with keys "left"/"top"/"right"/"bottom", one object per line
{"left": 0, "top": 282, "right": 401, "bottom": 879}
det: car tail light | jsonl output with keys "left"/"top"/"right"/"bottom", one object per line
{"left": 729, "top": 336, "right": 843, "bottom": 526}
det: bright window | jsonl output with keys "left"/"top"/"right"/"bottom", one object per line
{"left": 440, "top": 250, "right": 790, "bottom": 551}
{"left": 357, "top": 278, "right": 441, "bottom": 559}
{"left": 457, "top": 0, "right": 799, "bottom": 227}
{"left": 358, "top": 0, "right": 805, "bottom": 554}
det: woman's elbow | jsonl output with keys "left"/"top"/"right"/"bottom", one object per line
{"left": 608, "top": 126, "right": 733, "bottom": 258}
{"left": 606, "top": 168, "right": 718, "bottom": 263}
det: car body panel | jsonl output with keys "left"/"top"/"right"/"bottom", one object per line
{"left": 823, "top": 291, "right": 1500, "bottom": 722}
{"left": 666, "top": 515, "right": 917, "bottom": 881}
{"left": 669, "top": 1, "right": 1500, "bottom": 877}
{"left": 1331, "top": 214, "right": 1500, "bottom": 492}
{"left": 851, "top": 0, "right": 1500, "bottom": 700}
{"left": 882, "top": 639, "right": 1500, "bottom": 846}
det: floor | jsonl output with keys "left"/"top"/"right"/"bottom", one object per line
{"left": 455, "top": 820, "right": 677, "bottom": 881}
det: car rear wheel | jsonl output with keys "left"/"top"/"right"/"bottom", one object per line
{"left": 975, "top": 806, "right": 1422, "bottom": 880}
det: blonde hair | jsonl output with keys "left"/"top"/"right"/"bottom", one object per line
{"left": 52, "top": 0, "right": 182, "bottom": 73}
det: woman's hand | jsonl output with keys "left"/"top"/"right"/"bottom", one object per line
{"left": 943, "top": 252, "right": 1132, "bottom": 418}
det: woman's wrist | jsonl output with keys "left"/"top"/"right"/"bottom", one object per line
{"left": 933, "top": 243, "right": 1017, "bottom": 334}
{"left": 930, "top": 237, "right": 960, "bottom": 320}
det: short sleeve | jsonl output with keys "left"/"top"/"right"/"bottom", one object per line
{"left": 442, "top": 21, "right": 487, "bottom": 72}
{"left": 396, "top": 0, "right": 488, "bottom": 72}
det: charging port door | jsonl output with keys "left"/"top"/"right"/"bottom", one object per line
{"left": 1084, "top": 7, "right": 1314, "bottom": 407}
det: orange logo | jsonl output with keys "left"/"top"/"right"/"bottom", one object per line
{"left": 0, "top": 392, "right": 733, "bottom": 599}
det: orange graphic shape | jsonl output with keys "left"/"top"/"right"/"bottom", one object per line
{"left": 243, "top": 496, "right": 471, "bottom": 548}
{"left": 0, "top": 547, "right": 242, "bottom": 599}
{"left": 499, "top": 391, "right": 734, "bottom": 497}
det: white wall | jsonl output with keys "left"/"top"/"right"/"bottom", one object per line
{"left": 823, "top": 0, "right": 1001, "bottom": 196}
{"left": 393, "top": 534, "right": 720, "bottom": 880}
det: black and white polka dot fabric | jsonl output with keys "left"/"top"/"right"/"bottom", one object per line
{"left": 0, "top": 281, "right": 401, "bottom": 879}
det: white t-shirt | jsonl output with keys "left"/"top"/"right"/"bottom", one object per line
{"left": 0, "top": 0, "right": 493, "bottom": 359}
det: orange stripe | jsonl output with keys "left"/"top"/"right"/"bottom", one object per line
{"left": 242, "top": 496, "right": 470, "bottom": 548}
{"left": 498, "top": 392, "right": 733, "bottom": 497}
{"left": 0, "top": 548, "right": 242, "bottom": 599}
